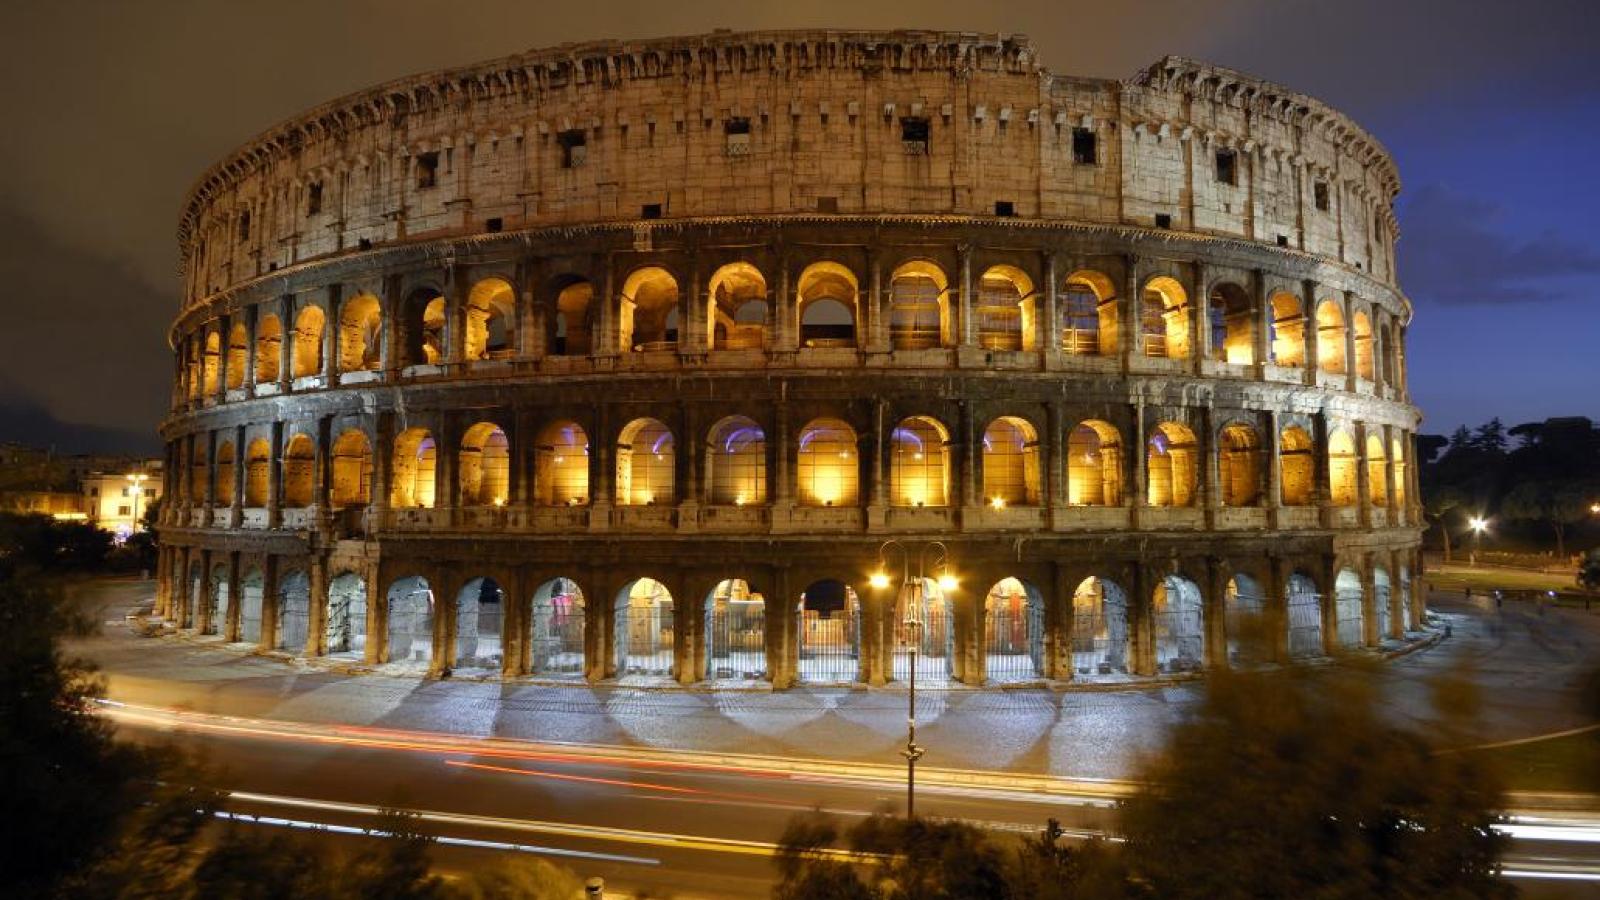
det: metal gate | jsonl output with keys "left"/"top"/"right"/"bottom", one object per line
{"left": 1286, "top": 588, "right": 1323, "bottom": 659}
{"left": 891, "top": 602, "right": 953, "bottom": 684}
{"left": 530, "top": 596, "right": 585, "bottom": 676}
{"left": 797, "top": 608, "right": 859, "bottom": 683}
{"left": 985, "top": 604, "right": 1043, "bottom": 682}
{"left": 707, "top": 601, "right": 766, "bottom": 680}
{"left": 618, "top": 601, "right": 674, "bottom": 677}
{"left": 1072, "top": 595, "right": 1129, "bottom": 676}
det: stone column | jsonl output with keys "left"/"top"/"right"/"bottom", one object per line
{"left": 1266, "top": 554, "right": 1290, "bottom": 664}
{"left": 1192, "top": 261, "right": 1210, "bottom": 374}
{"left": 1343, "top": 292, "right": 1359, "bottom": 390}
{"left": 321, "top": 287, "right": 340, "bottom": 383}
{"left": 1121, "top": 254, "right": 1141, "bottom": 369}
{"left": 867, "top": 399, "right": 886, "bottom": 528}
{"left": 773, "top": 399, "right": 792, "bottom": 506}
{"left": 212, "top": 320, "right": 229, "bottom": 404}
{"left": 1042, "top": 251, "right": 1061, "bottom": 368}
{"left": 260, "top": 555, "right": 280, "bottom": 651}
{"left": 1301, "top": 278, "right": 1320, "bottom": 385}
{"left": 1131, "top": 402, "right": 1147, "bottom": 527}
{"left": 276, "top": 297, "right": 293, "bottom": 390}
{"left": 267, "top": 421, "right": 285, "bottom": 528}
{"left": 1264, "top": 409, "right": 1282, "bottom": 522}
{"left": 772, "top": 250, "right": 796, "bottom": 355}
{"left": 1312, "top": 412, "right": 1333, "bottom": 527}
{"left": 865, "top": 250, "right": 888, "bottom": 357}
{"left": 1360, "top": 558, "right": 1379, "bottom": 648}
{"left": 1046, "top": 400, "right": 1066, "bottom": 524}
{"left": 1129, "top": 564, "right": 1155, "bottom": 676}
{"left": 203, "top": 429, "right": 219, "bottom": 518}
{"left": 225, "top": 553, "right": 243, "bottom": 641}
{"left": 231, "top": 424, "right": 246, "bottom": 526}
{"left": 1200, "top": 406, "right": 1219, "bottom": 527}
{"left": 444, "top": 268, "right": 467, "bottom": 371}
{"left": 1383, "top": 423, "right": 1399, "bottom": 525}
{"left": 242, "top": 305, "right": 258, "bottom": 394}
{"left": 957, "top": 400, "right": 978, "bottom": 511}
{"left": 198, "top": 548, "right": 215, "bottom": 633}
{"left": 372, "top": 412, "right": 395, "bottom": 520}
{"left": 313, "top": 415, "right": 333, "bottom": 517}
{"left": 307, "top": 555, "right": 328, "bottom": 657}
{"left": 956, "top": 244, "right": 975, "bottom": 348}
{"left": 1203, "top": 557, "right": 1228, "bottom": 668}
{"left": 678, "top": 402, "right": 700, "bottom": 530}
{"left": 1354, "top": 421, "right": 1372, "bottom": 528}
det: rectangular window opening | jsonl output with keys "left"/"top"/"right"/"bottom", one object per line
{"left": 1215, "top": 149, "right": 1237, "bottom": 186}
{"left": 815, "top": 196, "right": 839, "bottom": 214}
{"left": 238, "top": 212, "right": 250, "bottom": 242}
{"left": 725, "top": 117, "right": 751, "bottom": 155}
{"left": 306, "top": 182, "right": 323, "bottom": 216}
{"left": 640, "top": 203, "right": 662, "bottom": 220}
{"left": 485, "top": 217, "right": 503, "bottom": 233}
{"left": 1314, "top": 180, "right": 1330, "bottom": 211}
{"left": 1276, "top": 234, "right": 1290, "bottom": 248}
{"left": 900, "top": 117, "right": 930, "bottom": 155}
{"left": 1154, "top": 213, "right": 1173, "bottom": 229}
{"left": 1072, "top": 127, "right": 1098, "bottom": 165}
{"left": 557, "top": 130, "right": 587, "bottom": 168}
{"left": 994, "top": 200, "right": 1015, "bottom": 217}
{"left": 416, "top": 151, "right": 440, "bottom": 189}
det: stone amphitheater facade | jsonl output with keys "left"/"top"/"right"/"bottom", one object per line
{"left": 155, "top": 29, "right": 1423, "bottom": 687}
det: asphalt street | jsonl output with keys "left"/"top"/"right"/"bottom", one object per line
{"left": 69, "top": 578, "right": 1600, "bottom": 897}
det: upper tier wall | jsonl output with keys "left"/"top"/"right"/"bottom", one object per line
{"left": 178, "top": 30, "right": 1402, "bottom": 309}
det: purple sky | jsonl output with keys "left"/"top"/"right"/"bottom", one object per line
{"left": 0, "top": 0, "right": 1594, "bottom": 449}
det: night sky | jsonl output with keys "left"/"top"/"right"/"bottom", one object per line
{"left": 2, "top": 0, "right": 1594, "bottom": 452}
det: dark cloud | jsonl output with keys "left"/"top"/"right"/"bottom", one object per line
{"left": 1397, "top": 185, "right": 1600, "bottom": 306}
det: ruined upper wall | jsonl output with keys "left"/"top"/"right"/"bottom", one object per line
{"left": 178, "top": 29, "right": 1403, "bottom": 307}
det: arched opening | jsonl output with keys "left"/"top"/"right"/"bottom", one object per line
{"left": 1270, "top": 293, "right": 1306, "bottom": 366}
{"left": 706, "top": 416, "right": 766, "bottom": 506}
{"left": 325, "top": 572, "right": 367, "bottom": 658}
{"left": 337, "top": 294, "right": 382, "bottom": 373}
{"left": 282, "top": 434, "right": 315, "bottom": 507}
{"left": 454, "top": 577, "right": 504, "bottom": 671}
{"left": 888, "top": 261, "right": 948, "bottom": 350}
{"left": 615, "top": 578, "right": 674, "bottom": 678}
{"left": 1280, "top": 426, "right": 1314, "bottom": 506}
{"left": 1224, "top": 573, "right": 1266, "bottom": 665}
{"left": 705, "top": 578, "right": 766, "bottom": 681}
{"left": 1153, "top": 575, "right": 1205, "bottom": 672}
{"left": 276, "top": 570, "right": 311, "bottom": 653}
{"left": 1328, "top": 430, "right": 1358, "bottom": 507}
{"left": 239, "top": 567, "right": 264, "bottom": 644}
{"left": 534, "top": 421, "right": 589, "bottom": 506}
{"left": 616, "top": 418, "right": 674, "bottom": 506}
{"left": 244, "top": 439, "right": 270, "bottom": 507}
{"left": 1353, "top": 310, "right": 1375, "bottom": 380}
{"left": 797, "top": 418, "right": 858, "bottom": 507}
{"left": 1287, "top": 572, "right": 1323, "bottom": 659}
{"left": 1061, "top": 271, "right": 1117, "bottom": 356}
{"left": 553, "top": 278, "right": 594, "bottom": 356}
{"left": 329, "top": 429, "right": 372, "bottom": 509}
{"left": 889, "top": 416, "right": 949, "bottom": 507}
{"left": 976, "top": 265, "right": 1034, "bottom": 351}
{"left": 1142, "top": 277, "right": 1190, "bottom": 359}
{"left": 1366, "top": 434, "right": 1389, "bottom": 506}
{"left": 620, "top": 267, "right": 680, "bottom": 352}
{"left": 185, "top": 339, "right": 201, "bottom": 400}
{"left": 708, "top": 263, "right": 768, "bottom": 351}
{"left": 1373, "top": 568, "right": 1392, "bottom": 641}
{"left": 189, "top": 439, "right": 208, "bottom": 501}
{"left": 891, "top": 577, "right": 953, "bottom": 684}
{"left": 1381, "top": 323, "right": 1397, "bottom": 385}
{"left": 202, "top": 331, "right": 221, "bottom": 395}
{"left": 984, "top": 577, "right": 1044, "bottom": 682}
{"left": 1316, "top": 300, "right": 1347, "bottom": 375}
{"left": 385, "top": 575, "right": 434, "bottom": 665}
{"left": 467, "top": 278, "right": 516, "bottom": 360}
{"left": 529, "top": 578, "right": 585, "bottom": 677}
{"left": 1067, "top": 420, "right": 1123, "bottom": 506}
{"left": 982, "top": 416, "right": 1041, "bottom": 507}
{"left": 400, "top": 289, "right": 446, "bottom": 367}
{"left": 1072, "top": 576, "right": 1129, "bottom": 677}
{"left": 226, "top": 323, "right": 248, "bottom": 389}
{"left": 254, "top": 315, "right": 282, "bottom": 384}
{"left": 390, "top": 428, "right": 437, "bottom": 508}
{"left": 1207, "top": 283, "right": 1256, "bottom": 365}
{"left": 1334, "top": 569, "right": 1364, "bottom": 648}
{"left": 458, "top": 423, "right": 510, "bottom": 507}
{"left": 291, "top": 306, "right": 325, "bottom": 378}
{"left": 215, "top": 442, "right": 235, "bottom": 507}
{"left": 1218, "top": 423, "right": 1262, "bottom": 507}
{"left": 1147, "top": 422, "right": 1199, "bottom": 507}
{"left": 1392, "top": 437, "right": 1408, "bottom": 510}
{"left": 797, "top": 578, "right": 860, "bottom": 683}
{"left": 207, "top": 563, "right": 230, "bottom": 637}
{"left": 797, "top": 262, "right": 858, "bottom": 348}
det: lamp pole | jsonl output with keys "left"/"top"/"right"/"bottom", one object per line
{"left": 126, "top": 472, "right": 149, "bottom": 532}
{"left": 874, "top": 539, "right": 952, "bottom": 820}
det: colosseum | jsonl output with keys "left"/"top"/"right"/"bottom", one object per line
{"left": 154, "top": 29, "right": 1423, "bottom": 688}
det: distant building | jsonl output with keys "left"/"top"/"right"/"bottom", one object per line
{"left": 81, "top": 464, "right": 163, "bottom": 537}
{"left": 0, "top": 488, "right": 84, "bottom": 518}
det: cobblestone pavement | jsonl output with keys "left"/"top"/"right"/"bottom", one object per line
{"left": 72, "top": 579, "right": 1598, "bottom": 781}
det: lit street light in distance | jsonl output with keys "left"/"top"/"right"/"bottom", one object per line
{"left": 1468, "top": 515, "right": 1489, "bottom": 567}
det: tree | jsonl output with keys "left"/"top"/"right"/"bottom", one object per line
{"left": 1423, "top": 485, "right": 1467, "bottom": 562}
{"left": 1502, "top": 481, "right": 1591, "bottom": 559}
{"left": 1118, "top": 668, "right": 1512, "bottom": 900}
{"left": 1579, "top": 549, "right": 1600, "bottom": 594}
{"left": 1472, "top": 418, "right": 1508, "bottom": 455}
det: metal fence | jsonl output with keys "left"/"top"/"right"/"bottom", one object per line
{"left": 985, "top": 605, "right": 1044, "bottom": 682}
{"left": 1154, "top": 593, "right": 1205, "bottom": 674}
{"left": 707, "top": 601, "right": 767, "bottom": 680}
{"left": 1334, "top": 588, "right": 1364, "bottom": 648}
{"left": 1224, "top": 589, "right": 1267, "bottom": 666}
{"left": 529, "top": 597, "right": 585, "bottom": 676}
{"left": 1286, "top": 588, "right": 1323, "bottom": 659}
{"left": 891, "top": 605, "right": 954, "bottom": 683}
{"left": 797, "top": 608, "right": 860, "bottom": 683}
{"left": 618, "top": 601, "right": 675, "bottom": 677}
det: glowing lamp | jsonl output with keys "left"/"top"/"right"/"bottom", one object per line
{"left": 869, "top": 571, "right": 892, "bottom": 590}
{"left": 990, "top": 496, "right": 1006, "bottom": 510}
{"left": 936, "top": 573, "right": 958, "bottom": 593}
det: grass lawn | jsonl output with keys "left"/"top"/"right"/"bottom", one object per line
{"left": 1462, "top": 729, "right": 1600, "bottom": 794}
{"left": 1426, "top": 563, "right": 1581, "bottom": 595}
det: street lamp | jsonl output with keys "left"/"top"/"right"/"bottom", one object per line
{"left": 126, "top": 472, "right": 150, "bottom": 532}
{"left": 871, "top": 539, "right": 955, "bottom": 820}
{"left": 1468, "top": 515, "right": 1489, "bottom": 566}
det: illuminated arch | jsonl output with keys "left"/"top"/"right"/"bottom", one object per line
{"left": 390, "top": 428, "right": 437, "bottom": 508}
{"left": 1067, "top": 420, "right": 1123, "bottom": 506}
{"left": 214, "top": 441, "right": 235, "bottom": 506}
{"left": 328, "top": 429, "right": 372, "bottom": 509}
{"left": 706, "top": 416, "right": 766, "bottom": 506}
{"left": 796, "top": 417, "right": 858, "bottom": 506}
{"left": 707, "top": 262, "right": 768, "bottom": 351}
{"left": 1207, "top": 283, "right": 1256, "bottom": 365}
{"left": 976, "top": 265, "right": 1036, "bottom": 351}
{"left": 282, "top": 434, "right": 315, "bottom": 507}
{"left": 202, "top": 330, "right": 221, "bottom": 394}
{"left": 1218, "top": 422, "right": 1262, "bottom": 507}
{"left": 337, "top": 293, "right": 382, "bottom": 373}
{"left": 291, "top": 305, "right": 325, "bottom": 378}
{"left": 467, "top": 277, "right": 516, "bottom": 360}
{"left": 982, "top": 416, "right": 1041, "bottom": 507}
{"left": 534, "top": 420, "right": 589, "bottom": 506}
{"left": 888, "top": 416, "right": 949, "bottom": 507}
{"left": 1366, "top": 433, "right": 1388, "bottom": 506}
{"left": 616, "top": 417, "right": 675, "bottom": 506}
{"left": 1316, "top": 300, "right": 1347, "bottom": 375}
{"left": 459, "top": 422, "right": 510, "bottom": 507}
{"left": 254, "top": 314, "right": 282, "bottom": 384}
{"left": 1061, "top": 270, "right": 1117, "bottom": 356}
{"left": 1142, "top": 276, "right": 1190, "bottom": 359}
{"left": 1353, "top": 309, "right": 1375, "bottom": 379}
{"left": 1328, "top": 430, "right": 1358, "bottom": 507}
{"left": 888, "top": 260, "right": 949, "bottom": 350}
{"left": 553, "top": 278, "right": 594, "bottom": 356}
{"left": 797, "top": 261, "right": 858, "bottom": 348}
{"left": 1280, "top": 426, "right": 1315, "bottom": 506}
{"left": 225, "top": 323, "right": 248, "bottom": 389}
{"left": 1146, "top": 422, "right": 1199, "bottom": 507}
{"left": 620, "top": 266, "right": 680, "bottom": 352}
{"left": 244, "top": 438, "right": 271, "bottom": 507}
{"left": 1269, "top": 292, "right": 1306, "bottom": 366}
{"left": 1071, "top": 576, "right": 1129, "bottom": 677}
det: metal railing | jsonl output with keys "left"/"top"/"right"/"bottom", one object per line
{"left": 984, "top": 606, "right": 1044, "bottom": 682}
{"left": 797, "top": 609, "right": 859, "bottom": 682}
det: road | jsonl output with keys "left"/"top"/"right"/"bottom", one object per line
{"left": 71, "top": 578, "right": 1600, "bottom": 897}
